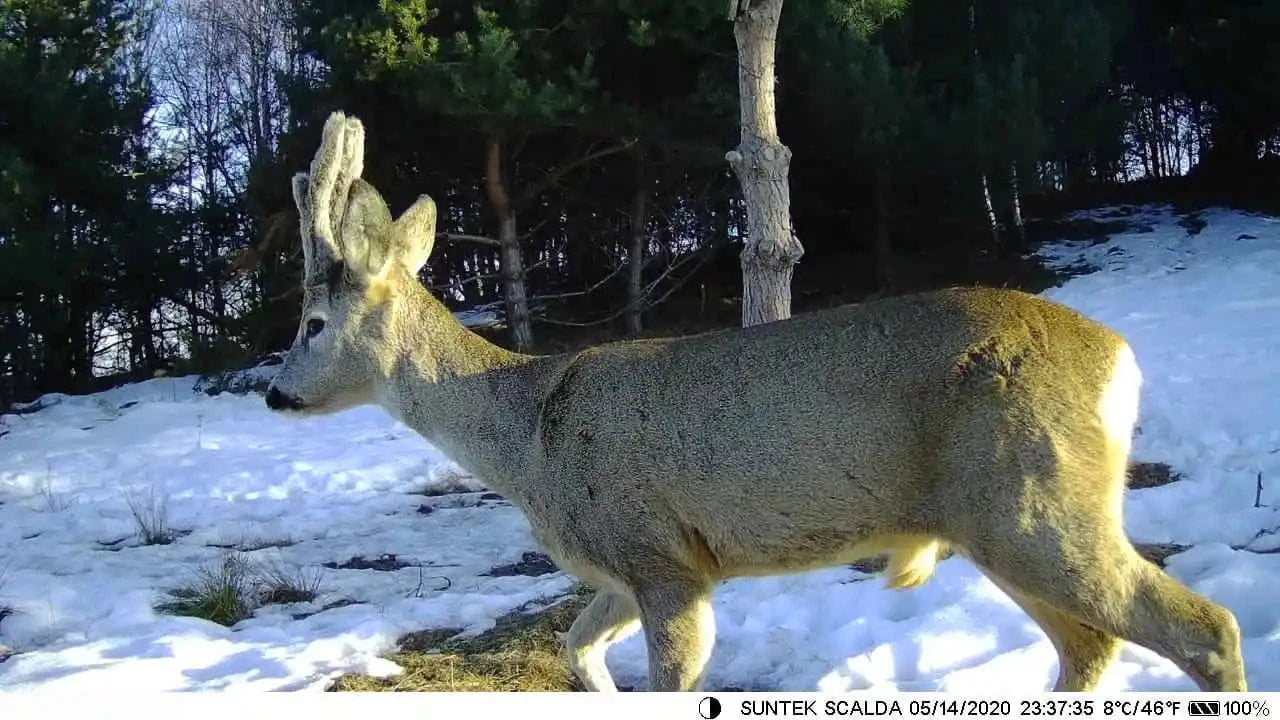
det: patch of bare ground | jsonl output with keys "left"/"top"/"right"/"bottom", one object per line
{"left": 323, "top": 554, "right": 411, "bottom": 571}
{"left": 1127, "top": 462, "right": 1182, "bottom": 490}
{"left": 1133, "top": 542, "right": 1190, "bottom": 568}
{"left": 329, "top": 586, "right": 593, "bottom": 692}
{"left": 483, "top": 551, "right": 558, "bottom": 578}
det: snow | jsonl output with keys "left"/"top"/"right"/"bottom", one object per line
{"left": 453, "top": 302, "right": 504, "bottom": 329}
{"left": 2, "top": 203, "right": 1279, "bottom": 691}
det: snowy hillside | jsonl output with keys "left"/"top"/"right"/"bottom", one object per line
{"left": 1, "top": 204, "right": 1278, "bottom": 691}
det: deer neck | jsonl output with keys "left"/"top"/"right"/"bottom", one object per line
{"left": 373, "top": 279, "right": 559, "bottom": 490}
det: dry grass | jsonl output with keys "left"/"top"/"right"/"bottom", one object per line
{"left": 207, "top": 535, "right": 296, "bottom": 552}
{"left": 125, "top": 485, "right": 176, "bottom": 545}
{"left": 0, "top": 561, "right": 12, "bottom": 635}
{"left": 257, "top": 562, "right": 323, "bottom": 605}
{"left": 330, "top": 587, "right": 593, "bottom": 692}
{"left": 36, "top": 463, "right": 74, "bottom": 512}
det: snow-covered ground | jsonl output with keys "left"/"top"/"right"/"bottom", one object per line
{"left": 1, "top": 204, "right": 1278, "bottom": 691}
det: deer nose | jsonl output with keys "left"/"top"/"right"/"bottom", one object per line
{"left": 265, "top": 386, "right": 290, "bottom": 410}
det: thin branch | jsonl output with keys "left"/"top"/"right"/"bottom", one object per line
{"left": 518, "top": 216, "right": 553, "bottom": 240}
{"left": 161, "top": 292, "right": 241, "bottom": 336}
{"left": 429, "top": 270, "right": 502, "bottom": 294}
{"left": 515, "top": 140, "right": 637, "bottom": 209}
{"left": 437, "top": 221, "right": 548, "bottom": 250}
{"left": 521, "top": 257, "right": 552, "bottom": 277}
{"left": 534, "top": 241, "right": 723, "bottom": 327}
{"left": 641, "top": 240, "right": 710, "bottom": 295}
{"left": 510, "top": 131, "right": 531, "bottom": 167}
{"left": 266, "top": 286, "right": 301, "bottom": 304}
{"left": 527, "top": 262, "right": 630, "bottom": 303}
{"left": 438, "top": 232, "right": 501, "bottom": 248}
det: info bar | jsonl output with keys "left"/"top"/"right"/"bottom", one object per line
{"left": 0, "top": 691, "right": 1276, "bottom": 720}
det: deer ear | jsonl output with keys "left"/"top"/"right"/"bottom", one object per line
{"left": 338, "top": 178, "right": 392, "bottom": 276}
{"left": 388, "top": 194, "right": 438, "bottom": 275}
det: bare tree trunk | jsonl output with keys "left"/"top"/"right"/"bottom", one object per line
{"left": 1168, "top": 102, "right": 1183, "bottom": 175}
{"left": 1009, "top": 162, "right": 1025, "bottom": 245}
{"left": 1187, "top": 102, "right": 1198, "bottom": 166}
{"left": 484, "top": 136, "right": 534, "bottom": 351}
{"left": 1137, "top": 104, "right": 1153, "bottom": 178}
{"left": 1150, "top": 104, "right": 1162, "bottom": 177}
{"left": 130, "top": 306, "right": 158, "bottom": 374}
{"left": 727, "top": 0, "right": 803, "bottom": 328}
{"left": 68, "top": 277, "right": 93, "bottom": 390}
{"left": 981, "top": 172, "right": 1001, "bottom": 248}
{"left": 873, "top": 162, "right": 894, "bottom": 291}
{"left": 1156, "top": 103, "right": 1167, "bottom": 176}
{"left": 968, "top": 0, "right": 1000, "bottom": 251}
{"left": 625, "top": 149, "right": 647, "bottom": 337}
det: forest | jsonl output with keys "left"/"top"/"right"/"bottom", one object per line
{"left": 2, "top": 0, "right": 1278, "bottom": 404}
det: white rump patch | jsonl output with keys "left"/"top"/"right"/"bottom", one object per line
{"left": 1098, "top": 342, "right": 1142, "bottom": 449}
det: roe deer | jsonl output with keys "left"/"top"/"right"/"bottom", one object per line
{"left": 266, "top": 112, "right": 1246, "bottom": 692}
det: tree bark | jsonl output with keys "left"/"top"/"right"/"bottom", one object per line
{"left": 1192, "top": 102, "right": 1206, "bottom": 167}
{"left": 484, "top": 135, "right": 534, "bottom": 351}
{"left": 66, "top": 279, "right": 93, "bottom": 391}
{"left": 130, "top": 306, "right": 158, "bottom": 375}
{"left": 1205, "top": 110, "right": 1259, "bottom": 175}
{"left": 727, "top": 0, "right": 803, "bottom": 328}
{"left": 1137, "top": 104, "right": 1152, "bottom": 178}
{"left": 981, "top": 172, "right": 1001, "bottom": 249}
{"left": 967, "top": 0, "right": 1002, "bottom": 250}
{"left": 1009, "top": 162, "right": 1025, "bottom": 246}
{"left": 625, "top": 149, "right": 648, "bottom": 337}
{"left": 1153, "top": 103, "right": 1167, "bottom": 177}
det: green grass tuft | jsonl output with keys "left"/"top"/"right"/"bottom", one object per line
{"left": 159, "top": 555, "right": 256, "bottom": 626}
{"left": 159, "top": 555, "right": 325, "bottom": 626}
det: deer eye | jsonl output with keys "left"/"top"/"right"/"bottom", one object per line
{"left": 305, "top": 318, "right": 325, "bottom": 338}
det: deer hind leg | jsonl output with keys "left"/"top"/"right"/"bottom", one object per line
{"left": 565, "top": 589, "right": 641, "bottom": 691}
{"left": 990, "top": 578, "right": 1121, "bottom": 690}
{"left": 1119, "top": 557, "right": 1246, "bottom": 691}
{"left": 969, "top": 526, "right": 1246, "bottom": 691}
{"left": 634, "top": 577, "right": 716, "bottom": 691}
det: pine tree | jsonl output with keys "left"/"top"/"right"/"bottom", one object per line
{"left": 0, "top": 0, "right": 170, "bottom": 399}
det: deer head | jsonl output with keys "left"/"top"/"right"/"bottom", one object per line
{"left": 265, "top": 111, "right": 438, "bottom": 415}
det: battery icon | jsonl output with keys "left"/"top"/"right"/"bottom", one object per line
{"left": 1189, "top": 701, "right": 1222, "bottom": 716}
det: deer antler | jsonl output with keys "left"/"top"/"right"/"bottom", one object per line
{"left": 292, "top": 112, "right": 366, "bottom": 281}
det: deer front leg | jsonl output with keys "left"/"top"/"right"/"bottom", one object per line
{"left": 635, "top": 578, "right": 716, "bottom": 691}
